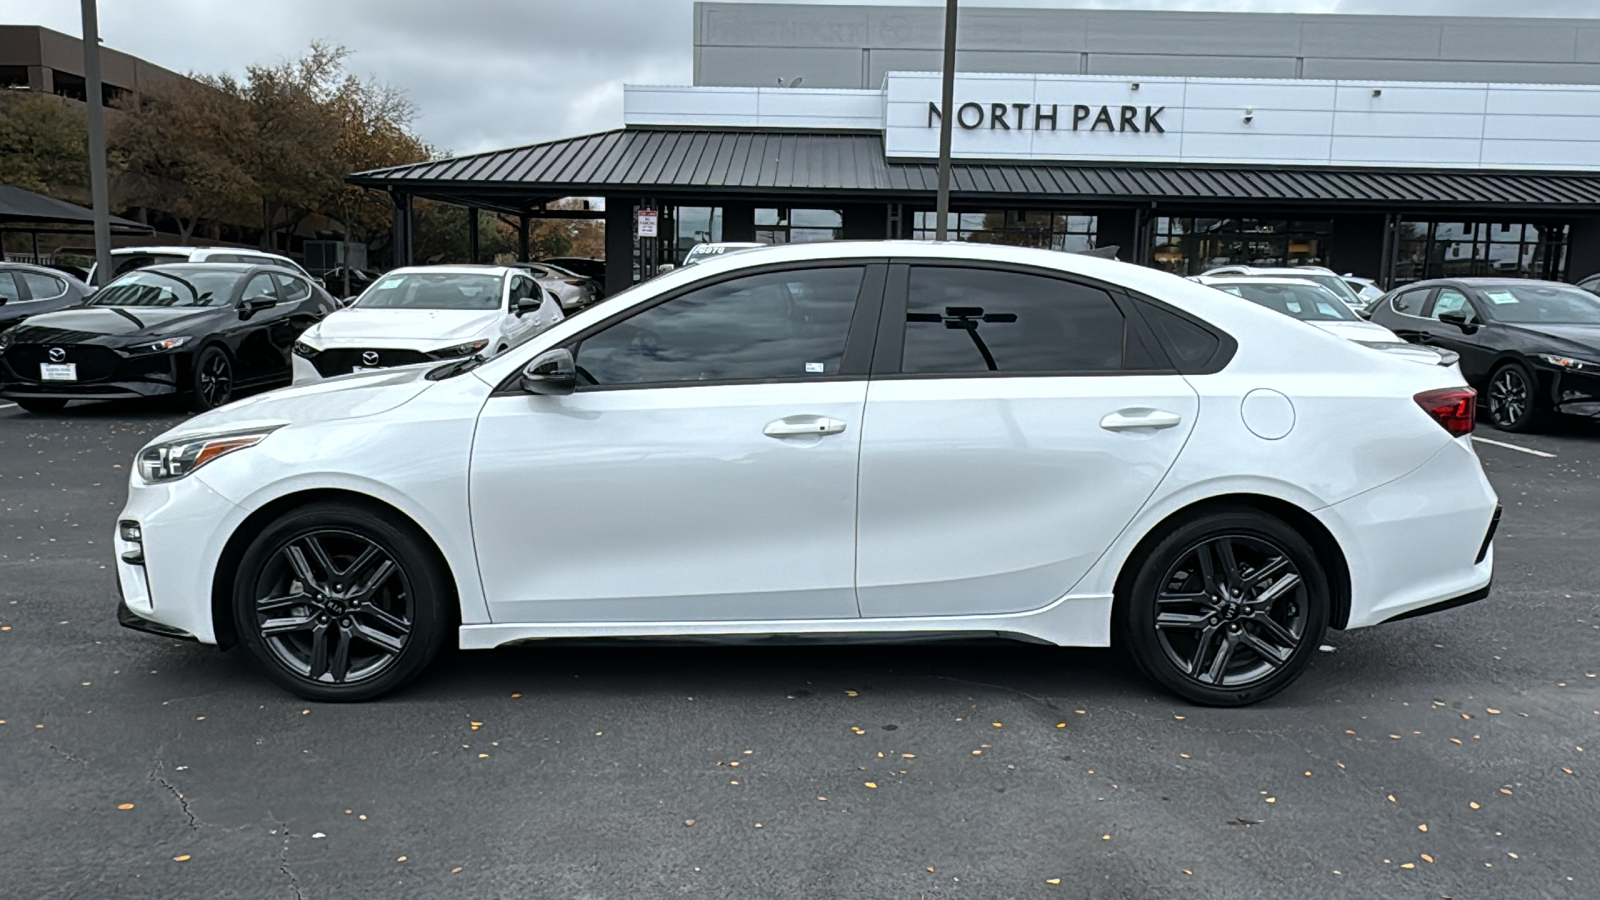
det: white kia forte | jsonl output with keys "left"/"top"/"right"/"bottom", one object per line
{"left": 290, "top": 266, "right": 563, "bottom": 381}
{"left": 115, "top": 242, "right": 1499, "bottom": 706}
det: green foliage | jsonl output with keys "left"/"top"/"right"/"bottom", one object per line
{"left": 0, "top": 91, "right": 89, "bottom": 197}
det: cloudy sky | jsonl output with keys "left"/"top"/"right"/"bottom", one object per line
{"left": 4, "top": 0, "right": 1597, "bottom": 157}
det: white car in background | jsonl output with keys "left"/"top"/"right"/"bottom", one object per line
{"left": 1201, "top": 265, "right": 1368, "bottom": 311}
{"left": 291, "top": 266, "right": 562, "bottom": 382}
{"left": 1343, "top": 275, "right": 1385, "bottom": 304}
{"left": 88, "top": 245, "right": 312, "bottom": 283}
{"left": 117, "top": 241, "right": 1496, "bottom": 708}
{"left": 510, "top": 262, "right": 599, "bottom": 312}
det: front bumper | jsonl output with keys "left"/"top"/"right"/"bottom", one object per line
{"left": 1543, "top": 365, "right": 1600, "bottom": 418}
{"left": 112, "top": 471, "right": 247, "bottom": 645}
{"left": 1, "top": 345, "right": 184, "bottom": 400}
{"left": 117, "top": 597, "right": 196, "bottom": 642}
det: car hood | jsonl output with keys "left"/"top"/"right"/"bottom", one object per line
{"left": 6, "top": 305, "right": 226, "bottom": 343}
{"left": 1309, "top": 319, "right": 1404, "bottom": 342}
{"left": 156, "top": 366, "right": 438, "bottom": 442}
{"left": 307, "top": 308, "right": 500, "bottom": 344}
{"left": 1500, "top": 322, "right": 1600, "bottom": 355}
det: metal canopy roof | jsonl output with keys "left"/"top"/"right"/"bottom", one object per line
{"left": 0, "top": 185, "right": 153, "bottom": 232}
{"left": 348, "top": 128, "right": 1600, "bottom": 210}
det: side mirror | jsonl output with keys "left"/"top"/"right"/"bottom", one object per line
{"left": 520, "top": 347, "right": 576, "bottom": 396}
{"left": 239, "top": 295, "right": 277, "bottom": 315}
{"left": 1437, "top": 310, "right": 1475, "bottom": 332}
{"left": 514, "top": 296, "right": 542, "bottom": 316}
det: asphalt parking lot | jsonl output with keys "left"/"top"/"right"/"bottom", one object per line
{"left": 1, "top": 399, "right": 1596, "bottom": 899}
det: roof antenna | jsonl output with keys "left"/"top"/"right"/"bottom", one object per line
{"left": 776, "top": 76, "right": 804, "bottom": 88}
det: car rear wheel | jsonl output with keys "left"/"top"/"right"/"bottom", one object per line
{"left": 1486, "top": 362, "right": 1539, "bottom": 433}
{"left": 14, "top": 398, "right": 68, "bottom": 414}
{"left": 1119, "top": 508, "right": 1329, "bottom": 707}
{"left": 232, "top": 502, "right": 451, "bottom": 701}
{"left": 189, "top": 346, "right": 234, "bottom": 411}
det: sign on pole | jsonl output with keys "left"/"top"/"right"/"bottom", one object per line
{"left": 636, "top": 209, "right": 659, "bottom": 238}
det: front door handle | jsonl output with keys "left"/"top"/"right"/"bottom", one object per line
{"left": 764, "top": 415, "right": 847, "bottom": 438}
{"left": 1100, "top": 409, "right": 1183, "bottom": 431}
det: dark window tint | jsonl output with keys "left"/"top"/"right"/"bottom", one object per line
{"left": 274, "top": 274, "right": 311, "bottom": 303}
{"left": 18, "top": 272, "right": 67, "bottom": 299}
{"left": 575, "top": 266, "right": 864, "bottom": 387}
{"left": 511, "top": 275, "right": 536, "bottom": 303}
{"left": 1390, "top": 288, "right": 1430, "bottom": 314}
{"left": 1137, "top": 301, "right": 1221, "bottom": 373}
{"left": 901, "top": 267, "right": 1124, "bottom": 374}
{"left": 0, "top": 273, "right": 21, "bottom": 304}
{"left": 90, "top": 269, "right": 242, "bottom": 307}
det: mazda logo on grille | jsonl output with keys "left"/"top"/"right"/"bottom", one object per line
{"left": 47, "top": 347, "right": 66, "bottom": 363}
{"left": 361, "top": 351, "right": 380, "bottom": 366}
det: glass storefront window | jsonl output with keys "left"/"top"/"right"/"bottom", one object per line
{"left": 1150, "top": 218, "right": 1332, "bottom": 276}
{"left": 673, "top": 207, "right": 723, "bottom": 264}
{"left": 1391, "top": 220, "right": 1569, "bottom": 284}
{"left": 756, "top": 208, "right": 842, "bottom": 244}
{"left": 911, "top": 209, "right": 1098, "bottom": 251}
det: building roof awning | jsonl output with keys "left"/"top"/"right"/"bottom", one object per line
{"left": 0, "top": 184, "right": 154, "bottom": 233}
{"left": 348, "top": 128, "right": 1600, "bottom": 211}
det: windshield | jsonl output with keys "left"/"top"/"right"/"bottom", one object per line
{"left": 354, "top": 273, "right": 504, "bottom": 311}
{"left": 1479, "top": 284, "right": 1600, "bottom": 325}
{"left": 89, "top": 269, "right": 241, "bottom": 308}
{"left": 1215, "top": 282, "right": 1359, "bottom": 322}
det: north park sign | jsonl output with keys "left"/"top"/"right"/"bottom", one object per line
{"left": 926, "top": 101, "right": 1166, "bottom": 134}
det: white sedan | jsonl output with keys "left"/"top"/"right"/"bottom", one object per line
{"left": 115, "top": 241, "right": 1498, "bottom": 706}
{"left": 291, "top": 266, "right": 563, "bottom": 382}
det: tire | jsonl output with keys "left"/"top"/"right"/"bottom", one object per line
{"left": 188, "top": 345, "right": 234, "bottom": 412}
{"left": 232, "top": 501, "right": 452, "bottom": 701}
{"left": 1485, "top": 362, "right": 1540, "bottom": 433}
{"left": 1118, "top": 508, "right": 1330, "bottom": 707}
{"left": 14, "top": 398, "right": 68, "bottom": 414}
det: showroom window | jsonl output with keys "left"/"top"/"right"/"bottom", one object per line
{"left": 755, "top": 208, "right": 843, "bottom": 244}
{"left": 1391, "top": 221, "right": 1569, "bottom": 284}
{"left": 912, "top": 210, "right": 1097, "bottom": 251}
{"left": 901, "top": 266, "right": 1126, "bottom": 375}
{"left": 1150, "top": 218, "right": 1332, "bottom": 276}
{"left": 673, "top": 207, "right": 723, "bottom": 264}
{"left": 574, "top": 266, "right": 865, "bottom": 387}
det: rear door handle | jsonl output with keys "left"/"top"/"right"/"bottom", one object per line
{"left": 1100, "top": 409, "right": 1183, "bottom": 431}
{"left": 764, "top": 415, "right": 847, "bottom": 438}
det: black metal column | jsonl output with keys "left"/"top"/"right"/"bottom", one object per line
{"left": 391, "top": 192, "right": 413, "bottom": 268}
{"left": 603, "top": 197, "right": 637, "bottom": 296}
{"left": 518, "top": 214, "right": 530, "bottom": 261}
{"left": 467, "top": 206, "right": 480, "bottom": 264}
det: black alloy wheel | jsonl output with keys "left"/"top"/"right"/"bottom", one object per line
{"left": 234, "top": 502, "right": 450, "bottom": 701}
{"left": 1486, "top": 363, "right": 1537, "bottom": 433}
{"left": 1121, "top": 509, "right": 1329, "bottom": 706}
{"left": 14, "top": 398, "right": 68, "bottom": 414}
{"left": 189, "top": 346, "right": 234, "bottom": 411}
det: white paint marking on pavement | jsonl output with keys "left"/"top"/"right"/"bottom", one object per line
{"left": 1473, "top": 436, "right": 1556, "bottom": 458}
{"left": 0, "top": 401, "right": 16, "bottom": 409}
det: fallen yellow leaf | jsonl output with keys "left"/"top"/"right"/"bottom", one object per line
{"left": 1401, "top": 862, "right": 1415, "bottom": 869}
{"left": 1101, "top": 834, "right": 1110, "bottom": 841}
{"left": 1421, "top": 854, "right": 1434, "bottom": 864}
{"left": 1182, "top": 869, "right": 1193, "bottom": 876}
{"left": 991, "top": 722, "right": 1003, "bottom": 728}
{"left": 1500, "top": 788, "right": 1513, "bottom": 795}
{"left": 172, "top": 855, "right": 190, "bottom": 862}
{"left": 116, "top": 803, "right": 134, "bottom": 810}
{"left": 1387, "top": 794, "right": 1397, "bottom": 802}
{"left": 1486, "top": 708, "right": 1501, "bottom": 715}
{"left": 971, "top": 750, "right": 982, "bottom": 755}
{"left": 1470, "top": 801, "right": 1481, "bottom": 809}
{"left": 845, "top": 690, "right": 859, "bottom": 697}
{"left": 902, "top": 753, "right": 916, "bottom": 759}
{"left": 1045, "top": 878, "right": 1061, "bottom": 885}
{"left": 397, "top": 856, "right": 407, "bottom": 863}
{"left": 1056, "top": 723, "right": 1066, "bottom": 728}
{"left": 451, "top": 866, "right": 463, "bottom": 873}
{"left": 1418, "top": 824, "right": 1428, "bottom": 832}
{"left": 864, "top": 782, "right": 877, "bottom": 789}
{"left": 1449, "top": 738, "right": 1463, "bottom": 744}
{"left": 1265, "top": 797, "right": 1276, "bottom": 804}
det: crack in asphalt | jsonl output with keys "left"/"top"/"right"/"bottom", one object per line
{"left": 148, "top": 760, "right": 200, "bottom": 830}
{"left": 922, "top": 675, "right": 1064, "bottom": 711}
{"left": 276, "top": 820, "right": 304, "bottom": 900}
{"left": 45, "top": 743, "right": 89, "bottom": 767}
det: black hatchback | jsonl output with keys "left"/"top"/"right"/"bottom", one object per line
{"left": 0, "top": 263, "right": 336, "bottom": 413}
{"left": 1366, "top": 277, "right": 1600, "bottom": 432}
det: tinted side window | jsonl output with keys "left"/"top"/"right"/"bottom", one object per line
{"left": 575, "top": 267, "right": 864, "bottom": 387}
{"left": 1135, "top": 299, "right": 1225, "bottom": 374}
{"left": 1427, "top": 288, "right": 1476, "bottom": 322}
{"left": 274, "top": 274, "right": 312, "bottom": 303}
{"left": 0, "top": 272, "right": 21, "bottom": 304}
{"left": 241, "top": 273, "right": 278, "bottom": 303}
{"left": 19, "top": 272, "right": 67, "bottom": 299}
{"left": 902, "top": 267, "right": 1124, "bottom": 375}
{"left": 511, "top": 276, "right": 535, "bottom": 304}
{"left": 1391, "top": 288, "right": 1430, "bottom": 314}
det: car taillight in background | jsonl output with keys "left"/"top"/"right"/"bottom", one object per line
{"left": 1414, "top": 387, "right": 1476, "bottom": 437}
{"left": 564, "top": 279, "right": 586, "bottom": 287}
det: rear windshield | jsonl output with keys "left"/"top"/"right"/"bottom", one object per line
{"left": 90, "top": 269, "right": 241, "bottom": 307}
{"left": 354, "top": 273, "right": 503, "bottom": 311}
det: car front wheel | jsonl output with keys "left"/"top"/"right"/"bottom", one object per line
{"left": 189, "top": 346, "right": 234, "bottom": 411}
{"left": 1486, "top": 362, "right": 1539, "bottom": 433}
{"left": 1120, "top": 508, "right": 1330, "bottom": 707}
{"left": 232, "top": 502, "right": 451, "bottom": 701}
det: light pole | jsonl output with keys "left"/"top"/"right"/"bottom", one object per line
{"left": 80, "top": 0, "right": 112, "bottom": 286}
{"left": 934, "top": 0, "right": 958, "bottom": 242}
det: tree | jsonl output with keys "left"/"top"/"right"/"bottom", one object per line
{"left": 0, "top": 91, "right": 88, "bottom": 199}
{"left": 110, "top": 78, "right": 255, "bottom": 241}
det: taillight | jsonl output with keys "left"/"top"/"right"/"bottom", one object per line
{"left": 564, "top": 279, "right": 586, "bottom": 287}
{"left": 1414, "top": 387, "right": 1476, "bottom": 437}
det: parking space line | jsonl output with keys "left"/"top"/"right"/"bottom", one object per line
{"left": 1473, "top": 436, "right": 1556, "bottom": 458}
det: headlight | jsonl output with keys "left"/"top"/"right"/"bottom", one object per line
{"left": 136, "top": 427, "right": 281, "bottom": 483}
{"left": 126, "top": 336, "right": 190, "bottom": 354}
{"left": 292, "top": 339, "right": 320, "bottom": 358}
{"left": 429, "top": 339, "right": 489, "bottom": 360}
{"left": 1538, "top": 354, "right": 1598, "bottom": 370}
{"left": 0, "top": 330, "right": 12, "bottom": 351}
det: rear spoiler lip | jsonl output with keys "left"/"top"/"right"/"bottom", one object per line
{"left": 1352, "top": 340, "right": 1460, "bottom": 367}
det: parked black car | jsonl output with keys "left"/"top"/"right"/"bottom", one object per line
{"left": 0, "top": 263, "right": 336, "bottom": 413}
{"left": 0, "top": 263, "right": 94, "bottom": 332}
{"left": 1366, "top": 277, "right": 1600, "bottom": 432}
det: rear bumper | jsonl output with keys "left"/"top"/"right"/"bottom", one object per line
{"left": 1375, "top": 581, "right": 1491, "bottom": 624}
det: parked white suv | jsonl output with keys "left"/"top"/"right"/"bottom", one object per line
{"left": 89, "top": 246, "right": 312, "bottom": 284}
{"left": 1200, "top": 265, "right": 1368, "bottom": 310}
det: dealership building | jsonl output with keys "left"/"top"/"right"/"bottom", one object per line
{"left": 351, "top": 3, "right": 1600, "bottom": 294}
